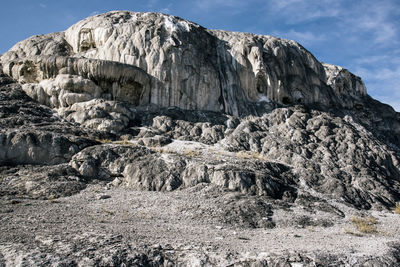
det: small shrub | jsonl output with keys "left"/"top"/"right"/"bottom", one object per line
{"left": 394, "top": 203, "right": 400, "bottom": 214}
{"left": 344, "top": 228, "right": 364, "bottom": 237}
{"left": 184, "top": 149, "right": 200, "bottom": 157}
{"left": 350, "top": 216, "right": 378, "bottom": 234}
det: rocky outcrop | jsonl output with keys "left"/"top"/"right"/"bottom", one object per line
{"left": 58, "top": 98, "right": 135, "bottom": 133}
{"left": 0, "top": 130, "right": 91, "bottom": 165}
{"left": 1, "top": 11, "right": 366, "bottom": 115}
{"left": 0, "top": 80, "right": 97, "bottom": 166}
{"left": 0, "top": 164, "right": 85, "bottom": 199}
{"left": 2, "top": 56, "right": 150, "bottom": 108}
{"left": 65, "top": 104, "right": 400, "bottom": 210}
{"left": 323, "top": 63, "right": 366, "bottom": 108}
{"left": 69, "top": 144, "right": 298, "bottom": 199}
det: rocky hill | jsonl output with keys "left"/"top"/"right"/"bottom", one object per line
{"left": 1, "top": 11, "right": 400, "bottom": 266}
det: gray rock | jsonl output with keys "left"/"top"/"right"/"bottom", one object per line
{"left": 0, "top": 130, "right": 90, "bottom": 165}
{"left": 58, "top": 98, "right": 135, "bottom": 133}
{"left": 97, "top": 194, "right": 111, "bottom": 200}
{"left": 223, "top": 106, "right": 400, "bottom": 209}
{"left": 0, "top": 164, "right": 85, "bottom": 199}
{"left": 0, "top": 80, "right": 97, "bottom": 166}
{"left": 137, "top": 135, "right": 172, "bottom": 147}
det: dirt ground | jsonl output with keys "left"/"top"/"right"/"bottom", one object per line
{"left": 1, "top": 183, "right": 399, "bottom": 266}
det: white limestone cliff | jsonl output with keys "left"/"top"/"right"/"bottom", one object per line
{"left": 0, "top": 11, "right": 367, "bottom": 115}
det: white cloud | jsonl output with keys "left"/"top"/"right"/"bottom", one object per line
{"left": 39, "top": 3, "right": 46, "bottom": 8}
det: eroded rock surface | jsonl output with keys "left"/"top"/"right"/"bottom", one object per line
{"left": 1, "top": 11, "right": 366, "bottom": 116}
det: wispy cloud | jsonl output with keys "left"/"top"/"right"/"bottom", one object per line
{"left": 354, "top": 66, "right": 400, "bottom": 83}
{"left": 272, "top": 30, "right": 327, "bottom": 46}
{"left": 147, "top": 0, "right": 159, "bottom": 8}
{"left": 158, "top": 2, "right": 173, "bottom": 14}
{"left": 39, "top": 3, "right": 46, "bottom": 8}
{"left": 267, "top": 0, "right": 399, "bottom": 47}
{"left": 353, "top": 65, "right": 400, "bottom": 111}
{"left": 268, "top": 0, "right": 342, "bottom": 23}
{"left": 354, "top": 55, "right": 394, "bottom": 65}
{"left": 264, "top": 0, "right": 400, "bottom": 112}
{"left": 343, "top": 1, "right": 398, "bottom": 46}
{"left": 159, "top": 8, "right": 171, "bottom": 14}
{"left": 89, "top": 11, "right": 100, "bottom": 16}
{"left": 195, "top": 0, "right": 256, "bottom": 10}
{"left": 146, "top": 0, "right": 172, "bottom": 14}
{"left": 196, "top": 0, "right": 242, "bottom": 9}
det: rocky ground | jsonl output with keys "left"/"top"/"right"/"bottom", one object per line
{"left": 1, "top": 184, "right": 400, "bottom": 266}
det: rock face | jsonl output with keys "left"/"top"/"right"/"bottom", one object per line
{"left": 0, "top": 78, "right": 97, "bottom": 166}
{"left": 1, "top": 10, "right": 400, "bottom": 266}
{"left": 1, "top": 11, "right": 366, "bottom": 116}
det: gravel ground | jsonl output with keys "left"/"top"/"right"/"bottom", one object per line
{"left": 1, "top": 183, "right": 399, "bottom": 266}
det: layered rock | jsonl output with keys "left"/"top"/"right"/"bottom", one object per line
{"left": 0, "top": 78, "right": 98, "bottom": 166}
{"left": 2, "top": 56, "right": 150, "bottom": 108}
{"left": 1, "top": 11, "right": 366, "bottom": 115}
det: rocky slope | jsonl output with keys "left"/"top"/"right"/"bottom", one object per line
{"left": 1, "top": 11, "right": 400, "bottom": 266}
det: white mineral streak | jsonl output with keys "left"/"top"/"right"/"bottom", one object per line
{"left": 0, "top": 11, "right": 367, "bottom": 115}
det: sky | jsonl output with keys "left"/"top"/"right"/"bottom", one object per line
{"left": 1, "top": 0, "right": 399, "bottom": 110}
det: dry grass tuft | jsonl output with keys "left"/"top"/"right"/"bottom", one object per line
{"left": 184, "top": 149, "right": 200, "bottom": 157}
{"left": 96, "top": 138, "right": 113, "bottom": 144}
{"left": 236, "top": 151, "right": 265, "bottom": 160}
{"left": 350, "top": 216, "right": 378, "bottom": 234}
{"left": 394, "top": 203, "right": 400, "bottom": 214}
{"left": 152, "top": 147, "right": 166, "bottom": 153}
{"left": 97, "top": 136, "right": 138, "bottom": 146}
{"left": 344, "top": 228, "right": 364, "bottom": 237}
{"left": 113, "top": 139, "right": 133, "bottom": 145}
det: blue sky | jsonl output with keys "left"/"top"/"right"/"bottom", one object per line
{"left": 1, "top": 0, "right": 399, "bottom": 110}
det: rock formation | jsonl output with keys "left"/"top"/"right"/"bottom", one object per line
{"left": 1, "top": 11, "right": 366, "bottom": 116}
{"left": 1, "top": 11, "right": 400, "bottom": 266}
